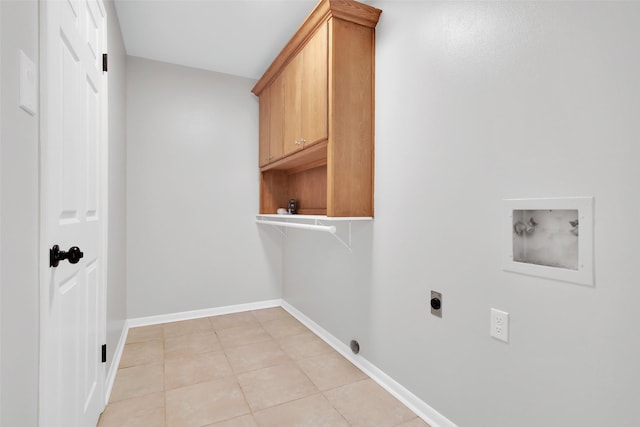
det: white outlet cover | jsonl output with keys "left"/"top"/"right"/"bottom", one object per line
{"left": 490, "top": 308, "right": 509, "bottom": 343}
{"left": 19, "top": 49, "right": 37, "bottom": 116}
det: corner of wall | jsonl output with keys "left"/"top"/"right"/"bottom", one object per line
{"left": 104, "top": 0, "right": 129, "bottom": 373}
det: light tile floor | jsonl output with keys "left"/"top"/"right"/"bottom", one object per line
{"left": 98, "top": 307, "right": 430, "bottom": 427}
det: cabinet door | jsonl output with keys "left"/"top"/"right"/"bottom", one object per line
{"left": 258, "top": 86, "right": 271, "bottom": 167}
{"left": 282, "top": 24, "right": 328, "bottom": 156}
{"left": 283, "top": 53, "right": 303, "bottom": 156}
{"left": 269, "top": 73, "right": 285, "bottom": 162}
{"left": 302, "top": 23, "right": 328, "bottom": 146}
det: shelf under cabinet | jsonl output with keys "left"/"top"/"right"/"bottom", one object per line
{"left": 260, "top": 142, "right": 329, "bottom": 215}
{"left": 255, "top": 214, "right": 372, "bottom": 234}
{"left": 260, "top": 140, "right": 327, "bottom": 173}
{"left": 255, "top": 214, "right": 372, "bottom": 251}
{"left": 256, "top": 214, "right": 373, "bottom": 222}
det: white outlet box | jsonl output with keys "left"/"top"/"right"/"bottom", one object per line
{"left": 490, "top": 308, "right": 509, "bottom": 343}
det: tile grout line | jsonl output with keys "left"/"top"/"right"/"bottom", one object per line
{"left": 238, "top": 310, "right": 362, "bottom": 426}
{"left": 105, "top": 308, "right": 423, "bottom": 427}
{"left": 216, "top": 314, "right": 256, "bottom": 424}
{"left": 162, "top": 324, "right": 167, "bottom": 427}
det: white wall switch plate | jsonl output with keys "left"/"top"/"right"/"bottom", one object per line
{"left": 490, "top": 308, "right": 509, "bottom": 343}
{"left": 19, "top": 49, "right": 37, "bottom": 116}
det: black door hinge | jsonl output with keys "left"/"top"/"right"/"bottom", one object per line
{"left": 102, "top": 53, "right": 108, "bottom": 72}
{"left": 101, "top": 344, "right": 107, "bottom": 363}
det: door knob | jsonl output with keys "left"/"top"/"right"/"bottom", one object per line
{"left": 49, "top": 244, "right": 84, "bottom": 268}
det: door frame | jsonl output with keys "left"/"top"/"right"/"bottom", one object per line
{"left": 37, "top": 0, "right": 109, "bottom": 423}
{"left": 0, "top": 1, "right": 3, "bottom": 419}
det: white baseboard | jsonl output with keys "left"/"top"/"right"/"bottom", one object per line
{"left": 127, "top": 299, "right": 283, "bottom": 328}
{"left": 281, "top": 301, "right": 458, "bottom": 427}
{"left": 104, "top": 322, "right": 128, "bottom": 405}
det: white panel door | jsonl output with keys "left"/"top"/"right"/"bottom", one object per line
{"left": 40, "top": 0, "right": 107, "bottom": 426}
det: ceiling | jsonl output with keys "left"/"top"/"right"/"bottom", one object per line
{"left": 114, "top": 0, "right": 320, "bottom": 80}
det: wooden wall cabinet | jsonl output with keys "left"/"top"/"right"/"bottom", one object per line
{"left": 253, "top": 0, "right": 381, "bottom": 217}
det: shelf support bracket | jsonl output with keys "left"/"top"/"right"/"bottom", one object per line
{"left": 269, "top": 224, "right": 286, "bottom": 237}
{"left": 317, "top": 219, "right": 352, "bottom": 252}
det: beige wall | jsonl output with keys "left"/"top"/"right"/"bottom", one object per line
{"left": 0, "top": 1, "right": 40, "bottom": 425}
{"left": 283, "top": 2, "right": 640, "bottom": 426}
{"left": 126, "top": 57, "right": 282, "bottom": 318}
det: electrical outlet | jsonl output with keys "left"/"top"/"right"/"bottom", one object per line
{"left": 490, "top": 308, "right": 509, "bottom": 343}
{"left": 430, "top": 291, "right": 442, "bottom": 317}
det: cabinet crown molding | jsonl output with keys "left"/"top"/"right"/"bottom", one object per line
{"left": 251, "top": 0, "right": 381, "bottom": 96}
